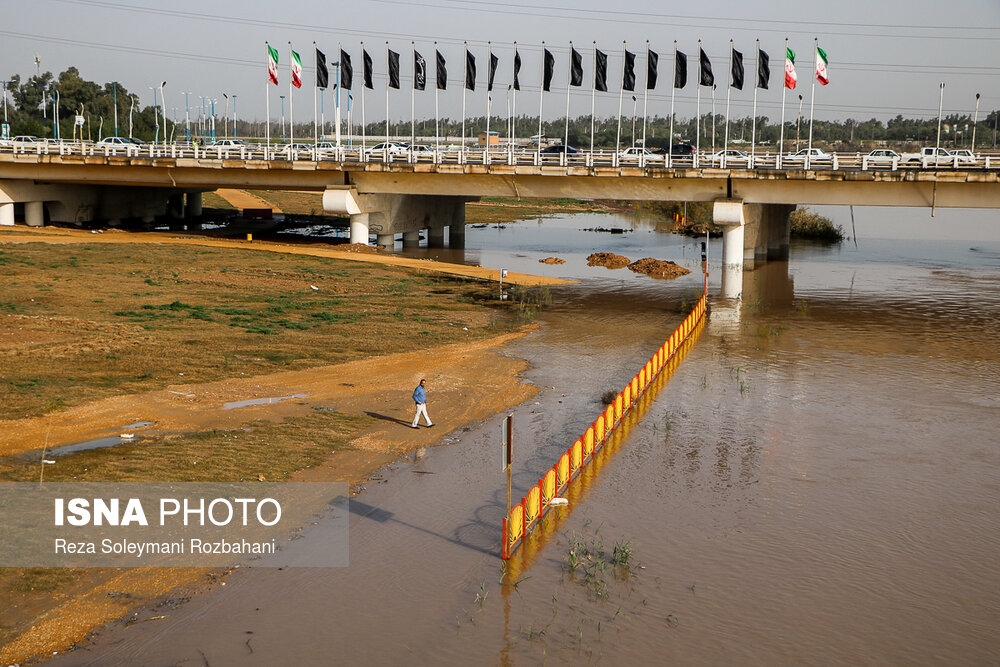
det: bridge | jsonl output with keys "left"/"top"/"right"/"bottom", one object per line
{"left": 2, "top": 141, "right": 998, "bottom": 271}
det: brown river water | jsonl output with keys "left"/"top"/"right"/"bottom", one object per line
{"left": 51, "top": 209, "right": 1000, "bottom": 665}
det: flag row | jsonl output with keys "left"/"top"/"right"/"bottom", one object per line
{"left": 265, "top": 40, "right": 831, "bottom": 94}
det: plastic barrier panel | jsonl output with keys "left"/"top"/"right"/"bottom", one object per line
{"left": 615, "top": 394, "right": 623, "bottom": 424}
{"left": 526, "top": 486, "right": 541, "bottom": 526}
{"left": 571, "top": 440, "right": 583, "bottom": 474}
{"left": 557, "top": 452, "right": 570, "bottom": 490}
{"left": 595, "top": 415, "right": 605, "bottom": 444}
{"left": 631, "top": 376, "right": 639, "bottom": 401}
{"left": 507, "top": 504, "right": 524, "bottom": 549}
{"left": 605, "top": 405, "right": 615, "bottom": 432}
{"left": 584, "top": 427, "right": 595, "bottom": 459}
{"left": 542, "top": 469, "right": 557, "bottom": 504}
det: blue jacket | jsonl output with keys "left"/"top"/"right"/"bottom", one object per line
{"left": 413, "top": 385, "right": 426, "bottom": 404}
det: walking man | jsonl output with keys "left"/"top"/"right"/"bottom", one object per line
{"left": 411, "top": 378, "right": 433, "bottom": 429}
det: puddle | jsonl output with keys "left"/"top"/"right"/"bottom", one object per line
{"left": 122, "top": 420, "right": 155, "bottom": 429}
{"left": 222, "top": 393, "right": 310, "bottom": 410}
{"left": 47, "top": 435, "right": 134, "bottom": 457}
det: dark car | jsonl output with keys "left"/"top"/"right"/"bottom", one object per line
{"left": 540, "top": 144, "right": 579, "bottom": 154}
{"left": 670, "top": 142, "right": 694, "bottom": 156}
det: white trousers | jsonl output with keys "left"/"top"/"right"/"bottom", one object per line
{"left": 412, "top": 403, "right": 432, "bottom": 427}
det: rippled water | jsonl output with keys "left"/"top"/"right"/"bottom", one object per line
{"left": 54, "top": 211, "right": 1000, "bottom": 666}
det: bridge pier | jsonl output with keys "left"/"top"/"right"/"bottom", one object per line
{"left": 376, "top": 233, "right": 395, "bottom": 247}
{"left": 25, "top": 201, "right": 45, "bottom": 227}
{"left": 714, "top": 198, "right": 795, "bottom": 271}
{"left": 185, "top": 192, "right": 202, "bottom": 218}
{"left": 323, "top": 186, "right": 476, "bottom": 248}
{"left": 0, "top": 202, "right": 13, "bottom": 226}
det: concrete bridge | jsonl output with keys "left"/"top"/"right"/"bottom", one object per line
{"left": 2, "top": 142, "right": 998, "bottom": 270}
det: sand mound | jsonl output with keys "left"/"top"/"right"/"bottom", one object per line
{"left": 336, "top": 243, "right": 380, "bottom": 254}
{"left": 538, "top": 257, "right": 566, "bottom": 265}
{"left": 586, "top": 252, "right": 630, "bottom": 269}
{"left": 627, "top": 258, "right": 691, "bottom": 279}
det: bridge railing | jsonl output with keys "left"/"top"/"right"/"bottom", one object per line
{"left": 0, "top": 140, "right": 997, "bottom": 172}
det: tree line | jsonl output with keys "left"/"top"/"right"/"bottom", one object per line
{"left": 5, "top": 67, "right": 999, "bottom": 150}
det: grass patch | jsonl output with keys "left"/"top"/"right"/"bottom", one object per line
{"left": 790, "top": 207, "right": 844, "bottom": 242}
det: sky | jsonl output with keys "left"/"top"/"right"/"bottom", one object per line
{"left": 2, "top": 0, "right": 999, "bottom": 127}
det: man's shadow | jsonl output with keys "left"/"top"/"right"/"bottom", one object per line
{"left": 365, "top": 411, "right": 413, "bottom": 427}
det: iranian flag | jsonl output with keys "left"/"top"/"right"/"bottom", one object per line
{"left": 815, "top": 46, "right": 829, "bottom": 85}
{"left": 290, "top": 48, "right": 303, "bottom": 88}
{"left": 267, "top": 44, "right": 279, "bottom": 85}
{"left": 784, "top": 47, "right": 797, "bottom": 89}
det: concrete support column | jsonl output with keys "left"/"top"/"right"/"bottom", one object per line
{"left": 714, "top": 198, "right": 794, "bottom": 271}
{"left": 25, "top": 201, "right": 45, "bottom": 227}
{"left": 721, "top": 224, "right": 745, "bottom": 268}
{"left": 449, "top": 202, "right": 466, "bottom": 248}
{"left": 168, "top": 194, "right": 184, "bottom": 219}
{"left": 376, "top": 233, "right": 395, "bottom": 247}
{"left": 427, "top": 226, "right": 446, "bottom": 248}
{"left": 0, "top": 202, "right": 13, "bottom": 226}
{"left": 185, "top": 192, "right": 203, "bottom": 218}
{"left": 402, "top": 231, "right": 420, "bottom": 248}
{"left": 349, "top": 213, "right": 370, "bottom": 245}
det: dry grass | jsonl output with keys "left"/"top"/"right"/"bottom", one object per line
{"left": 0, "top": 242, "right": 509, "bottom": 420}
{"left": 465, "top": 197, "right": 612, "bottom": 224}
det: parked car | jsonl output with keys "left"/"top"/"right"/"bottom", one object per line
{"left": 712, "top": 149, "right": 749, "bottom": 165}
{"left": 281, "top": 142, "right": 314, "bottom": 156}
{"left": 540, "top": 144, "right": 579, "bottom": 154}
{"left": 670, "top": 142, "right": 695, "bottom": 156}
{"left": 784, "top": 148, "right": 831, "bottom": 163}
{"left": 949, "top": 149, "right": 977, "bottom": 165}
{"left": 409, "top": 144, "right": 434, "bottom": 154}
{"left": 865, "top": 149, "right": 901, "bottom": 165}
{"left": 207, "top": 139, "right": 249, "bottom": 150}
{"left": 10, "top": 135, "right": 41, "bottom": 145}
{"left": 900, "top": 147, "right": 952, "bottom": 165}
{"left": 619, "top": 146, "right": 654, "bottom": 160}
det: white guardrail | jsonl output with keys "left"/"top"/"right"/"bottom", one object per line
{"left": 0, "top": 140, "right": 997, "bottom": 172}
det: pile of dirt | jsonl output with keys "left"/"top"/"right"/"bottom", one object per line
{"left": 586, "top": 252, "right": 630, "bottom": 269}
{"left": 538, "top": 257, "right": 566, "bottom": 265}
{"left": 336, "top": 243, "right": 380, "bottom": 254}
{"left": 627, "top": 258, "right": 691, "bottom": 279}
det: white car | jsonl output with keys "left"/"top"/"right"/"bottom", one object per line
{"left": 865, "top": 149, "right": 901, "bottom": 165}
{"left": 949, "top": 149, "right": 977, "bottom": 165}
{"left": 619, "top": 147, "right": 654, "bottom": 161}
{"left": 96, "top": 136, "right": 137, "bottom": 151}
{"left": 713, "top": 149, "right": 749, "bottom": 165}
{"left": 207, "top": 139, "right": 249, "bottom": 151}
{"left": 364, "top": 141, "right": 409, "bottom": 157}
{"left": 784, "top": 148, "right": 831, "bottom": 163}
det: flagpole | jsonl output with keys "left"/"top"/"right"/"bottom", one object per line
{"left": 669, "top": 41, "right": 676, "bottom": 169}
{"left": 564, "top": 41, "right": 573, "bottom": 158}
{"left": 366, "top": 42, "right": 368, "bottom": 155}
{"left": 751, "top": 39, "right": 759, "bottom": 167}
{"left": 314, "top": 42, "right": 319, "bottom": 146}
{"left": 386, "top": 42, "right": 391, "bottom": 148}
{"left": 462, "top": 42, "right": 468, "bottom": 163}
{"left": 486, "top": 41, "right": 492, "bottom": 164}
{"left": 724, "top": 40, "right": 732, "bottom": 167}
{"left": 590, "top": 42, "right": 597, "bottom": 157}
{"left": 711, "top": 84, "right": 716, "bottom": 157}
{"left": 537, "top": 41, "right": 545, "bottom": 163}
{"left": 778, "top": 38, "right": 787, "bottom": 169}
{"left": 615, "top": 41, "right": 625, "bottom": 166}
{"left": 289, "top": 42, "right": 294, "bottom": 144}
{"left": 642, "top": 40, "right": 649, "bottom": 155}
{"left": 434, "top": 42, "right": 440, "bottom": 156}
{"left": 335, "top": 42, "right": 342, "bottom": 148}
{"left": 411, "top": 42, "right": 416, "bottom": 148}
{"left": 807, "top": 37, "right": 817, "bottom": 170}
{"left": 265, "top": 42, "right": 271, "bottom": 152}
{"left": 696, "top": 40, "right": 702, "bottom": 168}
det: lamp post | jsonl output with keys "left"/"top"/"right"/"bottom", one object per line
{"left": 971, "top": 92, "right": 980, "bottom": 152}
{"left": 795, "top": 94, "right": 803, "bottom": 151}
{"left": 935, "top": 83, "right": 945, "bottom": 158}
{"left": 150, "top": 87, "right": 158, "bottom": 144}
{"left": 210, "top": 98, "right": 217, "bottom": 142}
{"left": 53, "top": 88, "right": 60, "bottom": 140}
{"left": 232, "top": 95, "right": 237, "bottom": 141}
{"left": 129, "top": 95, "right": 136, "bottom": 139}
{"left": 280, "top": 95, "right": 286, "bottom": 141}
{"left": 183, "top": 92, "right": 191, "bottom": 142}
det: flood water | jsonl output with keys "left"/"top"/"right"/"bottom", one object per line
{"left": 53, "top": 209, "right": 1000, "bottom": 665}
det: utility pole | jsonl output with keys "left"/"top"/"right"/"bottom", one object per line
{"left": 280, "top": 95, "right": 286, "bottom": 141}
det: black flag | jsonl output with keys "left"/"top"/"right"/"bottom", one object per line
{"left": 674, "top": 50, "right": 687, "bottom": 88}
{"left": 622, "top": 49, "right": 636, "bottom": 92}
{"left": 488, "top": 53, "right": 499, "bottom": 91}
{"left": 413, "top": 51, "right": 426, "bottom": 90}
{"left": 465, "top": 49, "right": 476, "bottom": 91}
{"left": 388, "top": 49, "right": 400, "bottom": 89}
{"left": 436, "top": 49, "right": 447, "bottom": 90}
{"left": 699, "top": 48, "right": 714, "bottom": 86}
{"left": 757, "top": 49, "right": 770, "bottom": 89}
{"left": 543, "top": 49, "right": 555, "bottom": 92}
{"left": 595, "top": 49, "right": 608, "bottom": 92}
{"left": 513, "top": 49, "right": 521, "bottom": 90}
{"left": 647, "top": 49, "right": 658, "bottom": 90}
{"left": 570, "top": 47, "right": 583, "bottom": 86}
{"left": 731, "top": 48, "right": 744, "bottom": 90}
{"left": 316, "top": 48, "right": 329, "bottom": 89}
{"left": 363, "top": 49, "right": 374, "bottom": 89}
{"left": 339, "top": 49, "right": 352, "bottom": 90}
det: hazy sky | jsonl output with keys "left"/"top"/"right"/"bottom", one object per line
{"left": 3, "top": 0, "right": 999, "bottom": 126}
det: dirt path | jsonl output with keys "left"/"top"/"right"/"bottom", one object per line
{"left": 0, "top": 329, "right": 538, "bottom": 664}
{"left": 216, "top": 189, "right": 283, "bottom": 213}
{"left": 0, "top": 226, "right": 575, "bottom": 287}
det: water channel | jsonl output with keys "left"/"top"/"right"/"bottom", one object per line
{"left": 54, "top": 206, "right": 1000, "bottom": 665}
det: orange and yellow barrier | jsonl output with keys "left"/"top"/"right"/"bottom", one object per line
{"left": 502, "top": 283, "right": 708, "bottom": 559}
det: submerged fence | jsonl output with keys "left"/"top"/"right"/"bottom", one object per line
{"left": 502, "top": 281, "right": 708, "bottom": 559}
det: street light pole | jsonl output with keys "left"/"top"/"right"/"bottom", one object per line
{"left": 159, "top": 81, "right": 167, "bottom": 146}
{"left": 232, "top": 95, "right": 237, "bottom": 141}
{"left": 184, "top": 92, "right": 191, "bottom": 142}
{"left": 280, "top": 95, "right": 286, "bottom": 141}
{"left": 935, "top": 83, "right": 945, "bottom": 158}
{"left": 150, "top": 87, "right": 158, "bottom": 144}
{"left": 796, "top": 94, "right": 803, "bottom": 150}
{"left": 211, "top": 98, "right": 217, "bottom": 142}
{"left": 971, "top": 92, "right": 980, "bottom": 152}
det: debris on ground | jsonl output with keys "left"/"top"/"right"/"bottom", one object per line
{"left": 586, "top": 252, "right": 630, "bottom": 269}
{"left": 627, "top": 257, "right": 691, "bottom": 279}
{"left": 538, "top": 257, "right": 566, "bottom": 264}
{"left": 336, "top": 243, "right": 379, "bottom": 254}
